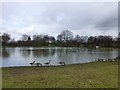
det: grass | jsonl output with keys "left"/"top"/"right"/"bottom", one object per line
{"left": 2, "top": 61, "right": 118, "bottom": 88}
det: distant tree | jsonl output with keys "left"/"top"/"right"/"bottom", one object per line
{"left": 117, "top": 36, "right": 120, "bottom": 46}
{"left": 10, "top": 39, "right": 15, "bottom": 43}
{"left": 58, "top": 30, "right": 73, "bottom": 42}
{"left": 97, "top": 35, "right": 113, "bottom": 45}
{"left": 87, "top": 35, "right": 113, "bottom": 47}
{"left": 22, "top": 35, "right": 31, "bottom": 42}
{"left": 80, "top": 36, "right": 88, "bottom": 43}
{"left": 28, "top": 36, "right": 31, "bottom": 41}
{"left": 49, "top": 36, "right": 55, "bottom": 42}
{"left": 33, "top": 35, "right": 38, "bottom": 41}
{"left": 2, "top": 33, "right": 10, "bottom": 43}
{"left": 22, "top": 35, "right": 29, "bottom": 41}
{"left": 57, "top": 34, "right": 62, "bottom": 42}
{"left": 103, "top": 35, "right": 113, "bottom": 47}
{"left": 43, "top": 35, "right": 49, "bottom": 41}
{"left": 74, "top": 34, "right": 81, "bottom": 47}
{"left": 87, "top": 36, "right": 95, "bottom": 43}
{"left": 33, "top": 34, "right": 44, "bottom": 41}
{"left": 75, "top": 34, "right": 81, "bottom": 42}
{"left": 61, "top": 30, "right": 73, "bottom": 42}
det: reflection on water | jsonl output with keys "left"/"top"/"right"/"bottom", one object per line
{"left": 2, "top": 48, "right": 10, "bottom": 58}
{"left": 32, "top": 49, "right": 55, "bottom": 57}
{"left": 2, "top": 48, "right": 15, "bottom": 58}
{"left": 1, "top": 47, "right": 120, "bottom": 67}
{"left": 19, "top": 48, "right": 31, "bottom": 58}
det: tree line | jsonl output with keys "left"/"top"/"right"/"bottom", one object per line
{"left": 1, "top": 30, "right": 120, "bottom": 47}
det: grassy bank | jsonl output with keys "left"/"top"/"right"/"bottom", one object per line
{"left": 2, "top": 61, "right": 118, "bottom": 88}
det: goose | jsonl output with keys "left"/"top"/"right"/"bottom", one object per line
{"left": 29, "top": 61, "right": 35, "bottom": 66}
{"left": 44, "top": 60, "right": 51, "bottom": 66}
{"left": 59, "top": 61, "right": 65, "bottom": 66}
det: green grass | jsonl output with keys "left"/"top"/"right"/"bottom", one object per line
{"left": 2, "top": 61, "right": 118, "bottom": 88}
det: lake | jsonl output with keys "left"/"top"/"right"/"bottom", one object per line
{"left": 1, "top": 47, "right": 120, "bottom": 67}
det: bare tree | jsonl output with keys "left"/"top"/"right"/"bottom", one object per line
{"left": 33, "top": 34, "right": 44, "bottom": 41}
{"left": 2, "top": 33, "right": 10, "bottom": 43}
{"left": 58, "top": 30, "right": 73, "bottom": 42}
{"left": 22, "top": 35, "right": 29, "bottom": 41}
{"left": 57, "top": 34, "right": 62, "bottom": 42}
{"left": 75, "top": 34, "right": 81, "bottom": 42}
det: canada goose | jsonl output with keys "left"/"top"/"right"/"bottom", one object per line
{"left": 97, "top": 59, "right": 104, "bottom": 62}
{"left": 29, "top": 61, "right": 35, "bottom": 66}
{"left": 44, "top": 60, "right": 51, "bottom": 66}
{"left": 59, "top": 61, "right": 65, "bottom": 66}
{"left": 107, "top": 59, "right": 113, "bottom": 62}
{"left": 97, "top": 59, "right": 101, "bottom": 62}
{"left": 114, "top": 57, "right": 118, "bottom": 62}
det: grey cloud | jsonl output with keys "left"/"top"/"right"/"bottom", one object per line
{"left": 95, "top": 10, "right": 118, "bottom": 30}
{"left": 1, "top": 2, "right": 118, "bottom": 40}
{"left": 38, "top": 2, "right": 118, "bottom": 31}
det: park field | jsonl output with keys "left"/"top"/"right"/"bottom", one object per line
{"left": 2, "top": 61, "right": 118, "bottom": 88}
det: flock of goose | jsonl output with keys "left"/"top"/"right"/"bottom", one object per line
{"left": 29, "top": 56, "right": 119, "bottom": 67}
{"left": 96, "top": 56, "right": 120, "bottom": 62}
{"left": 29, "top": 60, "right": 65, "bottom": 66}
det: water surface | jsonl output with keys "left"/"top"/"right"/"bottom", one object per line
{"left": 1, "top": 47, "right": 119, "bottom": 67}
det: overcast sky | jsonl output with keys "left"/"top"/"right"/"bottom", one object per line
{"left": 1, "top": 1, "right": 118, "bottom": 40}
